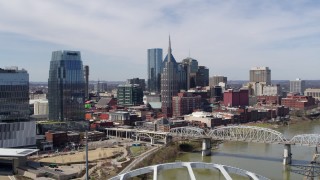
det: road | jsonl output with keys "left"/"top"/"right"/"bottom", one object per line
{"left": 118, "top": 145, "right": 161, "bottom": 175}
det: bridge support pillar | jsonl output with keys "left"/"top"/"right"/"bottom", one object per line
{"left": 283, "top": 144, "right": 292, "bottom": 165}
{"left": 202, "top": 138, "right": 211, "bottom": 156}
{"left": 151, "top": 138, "right": 154, "bottom": 145}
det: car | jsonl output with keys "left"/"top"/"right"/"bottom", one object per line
{"left": 49, "top": 164, "right": 58, "bottom": 168}
{"left": 54, "top": 169, "right": 63, "bottom": 172}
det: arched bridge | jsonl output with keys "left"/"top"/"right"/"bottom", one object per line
{"left": 169, "top": 126, "right": 320, "bottom": 147}
{"left": 169, "top": 127, "right": 206, "bottom": 138}
{"left": 207, "top": 126, "right": 288, "bottom": 144}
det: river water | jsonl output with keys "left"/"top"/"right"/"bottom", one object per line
{"left": 158, "top": 120, "right": 320, "bottom": 180}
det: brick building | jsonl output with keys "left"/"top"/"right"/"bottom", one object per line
{"left": 257, "top": 95, "right": 282, "bottom": 105}
{"left": 45, "top": 131, "right": 68, "bottom": 147}
{"left": 172, "top": 92, "right": 201, "bottom": 117}
{"left": 281, "top": 93, "right": 316, "bottom": 110}
{"left": 223, "top": 89, "right": 249, "bottom": 107}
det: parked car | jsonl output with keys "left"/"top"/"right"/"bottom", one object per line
{"left": 55, "top": 169, "right": 63, "bottom": 172}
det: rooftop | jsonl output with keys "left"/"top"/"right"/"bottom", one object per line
{"left": 0, "top": 148, "right": 38, "bottom": 157}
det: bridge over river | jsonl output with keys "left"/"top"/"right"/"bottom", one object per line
{"left": 105, "top": 125, "right": 320, "bottom": 165}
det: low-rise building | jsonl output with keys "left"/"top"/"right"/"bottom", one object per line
{"left": 45, "top": 131, "right": 67, "bottom": 147}
{"left": 304, "top": 88, "right": 320, "bottom": 100}
{"left": 172, "top": 92, "right": 201, "bottom": 117}
{"left": 85, "top": 131, "right": 105, "bottom": 141}
{"left": 184, "top": 111, "right": 222, "bottom": 128}
{"left": 223, "top": 89, "right": 249, "bottom": 107}
{"left": 257, "top": 95, "right": 282, "bottom": 105}
{"left": 281, "top": 93, "right": 316, "bottom": 110}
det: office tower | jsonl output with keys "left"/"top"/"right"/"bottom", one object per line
{"left": 161, "top": 37, "right": 179, "bottom": 117}
{"left": 177, "top": 62, "right": 187, "bottom": 91}
{"left": 181, "top": 57, "right": 198, "bottom": 89}
{"left": 196, "top": 66, "right": 209, "bottom": 87}
{"left": 117, "top": 84, "right": 143, "bottom": 106}
{"left": 127, "top": 78, "right": 146, "bottom": 91}
{"left": 48, "top": 50, "right": 85, "bottom": 121}
{"left": 249, "top": 67, "right": 271, "bottom": 85}
{"left": 210, "top": 75, "right": 227, "bottom": 87}
{"left": 84, "top": 65, "right": 89, "bottom": 100}
{"left": 148, "top": 48, "right": 163, "bottom": 93}
{"left": 0, "top": 67, "right": 36, "bottom": 147}
{"left": 290, "top": 78, "right": 306, "bottom": 95}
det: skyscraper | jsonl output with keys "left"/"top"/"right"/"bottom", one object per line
{"left": 181, "top": 57, "right": 198, "bottom": 89}
{"left": 0, "top": 67, "right": 36, "bottom": 147}
{"left": 48, "top": 50, "right": 85, "bottom": 121}
{"left": 148, "top": 48, "right": 163, "bottom": 93}
{"left": 249, "top": 67, "right": 271, "bottom": 85}
{"left": 196, "top": 66, "right": 209, "bottom": 87}
{"left": 161, "top": 37, "right": 179, "bottom": 117}
{"left": 84, "top": 65, "right": 89, "bottom": 100}
{"left": 290, "top": 78, "right": 306, "bottom": 95}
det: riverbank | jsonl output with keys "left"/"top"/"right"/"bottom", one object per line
{"left": 132, "top": 141, "right": 202, "bottom": 170}
{"left": 245, "top": 115, "right": 320, "bottom": 129}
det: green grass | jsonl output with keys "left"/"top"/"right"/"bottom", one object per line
{"left": 247, "top": 123, "right": 272, "bottom": 128}
{"left": 130, "top": 146, "right": 145, "bottom": 157}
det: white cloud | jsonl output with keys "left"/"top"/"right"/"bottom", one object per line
{"left": 0, "top": 0, "right": 319, "bottom": 81}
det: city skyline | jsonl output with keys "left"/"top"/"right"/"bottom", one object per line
{"left": 1, "top": 1, "right": 320, "bottom": 81}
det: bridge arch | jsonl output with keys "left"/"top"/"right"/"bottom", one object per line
{"left": 169, "top": 127, "right": 205, "bottom": 138}
{"left": 290, "top": 134, "right": 320, "bottom": 147}
{"left": 110, "top": 162, "right": 270, "bottom": 180}
{"left": 135, "top": 132, "right": 152, "bottom": 139}
{"left": 207, "top": 126, "right": 288, "bottom": 144}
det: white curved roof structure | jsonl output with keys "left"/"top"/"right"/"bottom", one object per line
{"left": 110, "top": 162, "right": 270, "bottom": 180}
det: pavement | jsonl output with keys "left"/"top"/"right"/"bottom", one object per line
{"left": 0, "top": 175, "right": 13, "bottom": 180}
{"left": 118, "top": 145, "right": 161, "bottom": 175}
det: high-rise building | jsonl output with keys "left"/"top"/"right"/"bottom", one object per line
{"left": 0, "top": 67, "right": 36, "bottom": 147}
{"left": 84, "top": 65, "right": 89, "bottom": 100}
{"left": 161, "top": 37, "right": 179, "bottom": 117}
{"left": 196, "top": 66, "right": 209, "bottom": 87}
{"left": 148, "top": 48, "right": 163, "bottom": 93}
{"left": 127, "top": 78, "right": 146, "bottom": 91}
{"left": 117, "top": 84, "right": 143, "bottom": 106}
{"left": 177, "top": 62, "right": 187, "bottom": 91}
{"left": 210, "top": 75, "right": 227, "bottom": 87}
{"left": 48, "top": 50, "right": 85, "bottom": 121}
{"left": 181, "top": 57, "right": 198, "bottom": 89}
{"left": 290, "top": 78, "right": 306, "bottom": 95}
{"left": 249, "top": 67, "right": 271, "bottom": 85}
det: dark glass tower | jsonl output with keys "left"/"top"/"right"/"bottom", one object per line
{"left": 48, "top": 50, "right": 85, "bottom": 121}
{"left": 161, "top": 37, "right": 179, "bottom": 118}
{"left": 148, "top": 48, "right": 163, "bottom": 93}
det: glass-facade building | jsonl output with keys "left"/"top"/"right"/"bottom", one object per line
{"left": 0, "top": 67, "right": 29, "bottom": 122}
{"left": 0, "top": 67, "right": 36, "bottom": 148}
{"left": 148, "top": 48, "right": 163, "bottom": 93}
{"left": 48, "top": 50, "right": 85, "bottom": 121}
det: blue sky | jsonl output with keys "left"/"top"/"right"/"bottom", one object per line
{"left": 0, "top": 0, "right": 320, "bottom": 82}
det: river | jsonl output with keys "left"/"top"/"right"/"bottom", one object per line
{"left": 158, "top": 120, "right": 320, "bottom": 180}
